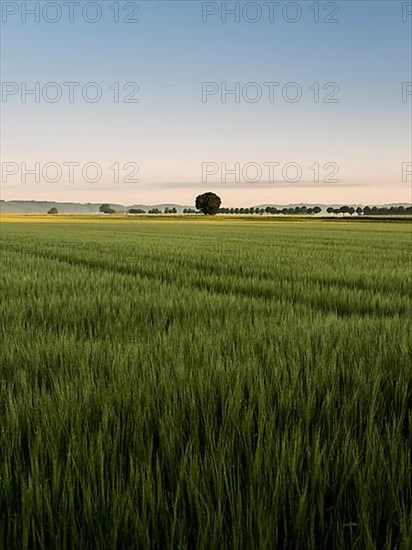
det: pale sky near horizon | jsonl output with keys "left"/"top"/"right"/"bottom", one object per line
{"left": 1, "top": 0, "right": 411, "bottom": 206}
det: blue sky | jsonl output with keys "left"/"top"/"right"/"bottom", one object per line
{"left": 1, "top": 0, "right": 411, "bottom": 205}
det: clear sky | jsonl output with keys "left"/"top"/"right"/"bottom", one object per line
{"left": 1, "top": 0, "right": 411, "bottom": 206}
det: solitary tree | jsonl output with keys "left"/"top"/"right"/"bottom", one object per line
{"left": 47, "top": 207, "right": 58, "bottom": 214}
{"left": 99, "top": 204, "right": 116, "bottom": 214}
{"left": 195, "top": 192, "right": 221, "bottom": 215}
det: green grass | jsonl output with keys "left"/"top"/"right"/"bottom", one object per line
{"left": 1, "top": 217, "right": 411, "bottom": 549}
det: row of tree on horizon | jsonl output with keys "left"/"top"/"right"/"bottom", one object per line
{"left": 46, "top": 203, "right": 412, "bottom": 216}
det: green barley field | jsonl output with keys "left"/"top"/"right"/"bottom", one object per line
{"left": 1, "top": 215, "right": 411, "bottom": 549}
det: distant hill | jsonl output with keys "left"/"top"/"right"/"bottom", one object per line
{"left": 0, "top": 201, "right": 193, "bottom": 214}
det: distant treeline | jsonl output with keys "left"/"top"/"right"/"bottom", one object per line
{"left": 129, "top": 207, "right": 194, "bottom": 214}
{"left": 129, "top": 207, "right": 178, "bottom": 214}
{"left": 218, "top": 205, "right": 412, "bottom": 216}
{"left": 128, "top": 205, "right": 412, "bottom": 215}
{"left": 326, "top": 205, "right": 412, "bottom": 216}
{"left": 89, "top": 203, "right": 412, "bottom": 216}
{"left": 219, "top": 206, "right": 322, "bottom": 215}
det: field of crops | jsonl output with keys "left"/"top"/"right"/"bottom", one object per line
{"left": 1, "top": 215, "right": 411, "bottom": 549}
